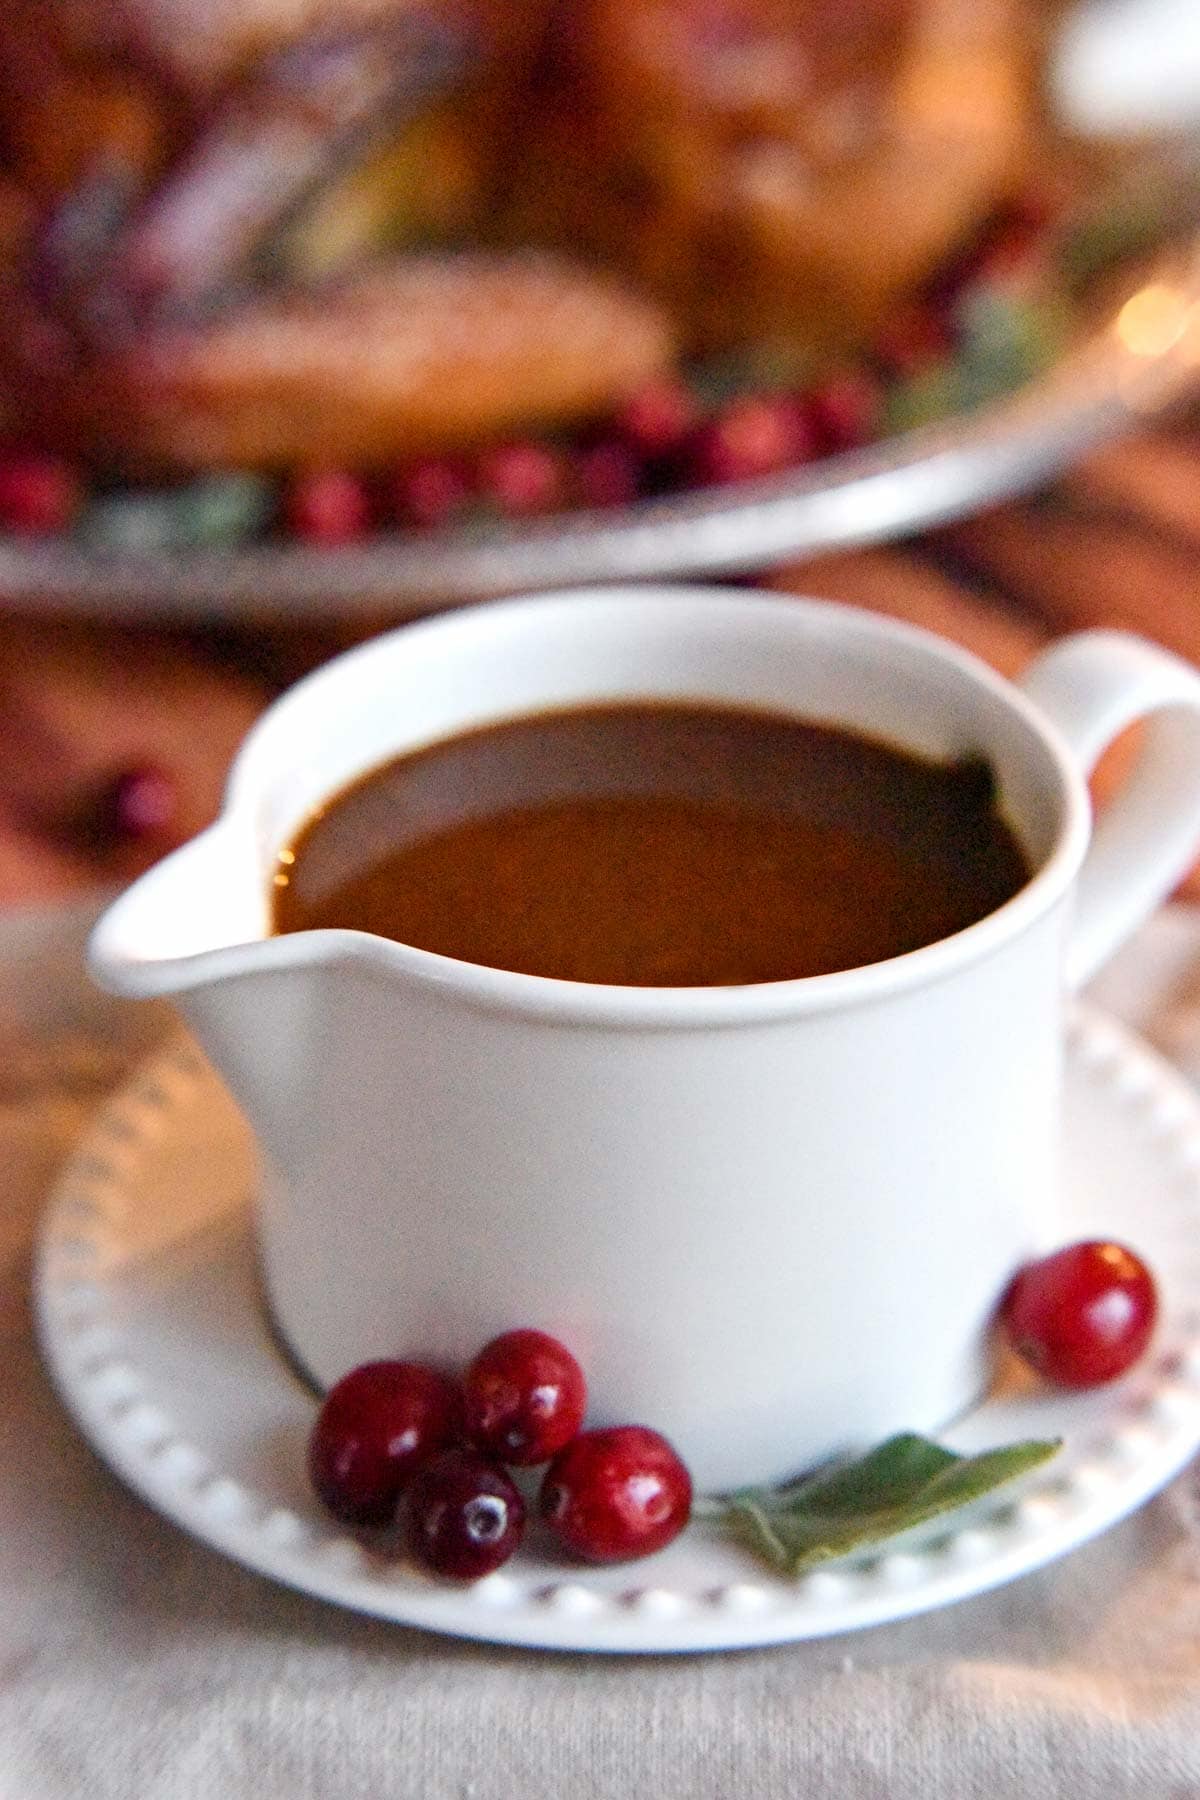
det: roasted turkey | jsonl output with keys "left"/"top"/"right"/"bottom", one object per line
{"left": 0, "top": 0, "right": 1060, "bottom": 469}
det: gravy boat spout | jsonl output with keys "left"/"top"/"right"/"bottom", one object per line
{"left": 86, "top": 814, "right": 317, "bottom": 1129}
{"left": 88, "top": 818, "right": 272, "bottom": 1001}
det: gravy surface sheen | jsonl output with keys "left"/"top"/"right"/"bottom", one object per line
{"left": 271, "top": 703, "right": 1030, "bottom": 986}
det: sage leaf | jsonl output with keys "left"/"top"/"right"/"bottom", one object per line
{"left": 720, "top": 1432, "right": 1060, "bottom": 1575}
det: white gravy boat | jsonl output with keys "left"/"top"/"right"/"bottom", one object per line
{"left": 89, "top": 590, "right": 1200, "bottom": 1491}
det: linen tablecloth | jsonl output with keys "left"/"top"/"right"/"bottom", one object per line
{"left": 4, "top": 898, "right": 1200, "bottom": 1798}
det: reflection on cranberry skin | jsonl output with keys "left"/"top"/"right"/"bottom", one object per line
{"left": 407, "top": 1448, "right": 526, "bottom": 1579}
{"left": 540, "top": 1425, "right": 693, "bottom": 1563}
{"left": 464, "top": 1328, "right": 588, "bottom": 1466}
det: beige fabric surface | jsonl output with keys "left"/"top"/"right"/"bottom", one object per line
{"left": 4, "top": 901, "right": 1200, "bottom": 1799}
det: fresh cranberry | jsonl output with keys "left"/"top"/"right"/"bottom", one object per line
{"left": 477, "top": 442, "right": 565, "bottom": 517}
{"left": 805, "top": 371, "right": 882, "bottom": 453}
{"left": 540, "top": 1425, "right": 692, "bottom": 1563}
{"left": 285, "top": 470, "right": 371, "bottom": 545}
{"left": 1001, "top": 1240, "right": 1159, "bottom": 1388}
{"left": 0, "top": 453, "right": 79, "bottom": 536}
{"left": 464, "top": 1328, "right": 587, "bottom": 1466}
{"left": 67, "top": 762, "right": 181, "bottom": 856}
{"left": 407, "top": 1447, "right": 525, "bottom": 1579}
{"left": 394, "top": 458, "right": 471, "bottom": 531}
{"left": 575, "top": 440, "right": 641, "bottom": 508}
{"left": 689, "top": 393, "right": 815, "bottom": 486}
{"left": 106, "top": 763, "right": 180, "bottom": 841}
{"left": 614, "top": 378, "right": 700, "bottom": 458}
{"left": 307, "top": 1361, "right": 463, "bottom": 1528}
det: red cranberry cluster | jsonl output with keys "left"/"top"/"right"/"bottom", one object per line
{"left": 0, "top": 372, "right": 876, "bottom": 546}
{"left": 284, "top": 367, "right": 882, "bottom": 545}
{"left": 306, "top": 1328, "right": 692, "bottom": 1580}
{"left": 306, "top": 1237, "right": 1152, "bottom": 1583}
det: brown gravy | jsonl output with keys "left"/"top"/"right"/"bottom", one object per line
{"left": 271, "top": 703, "right": 1030, "bottom": 985}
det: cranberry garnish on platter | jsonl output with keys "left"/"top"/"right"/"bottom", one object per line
{"left": 476, "top": 441, "right": 565, "bottom": 518}
{"left": 540, "top": 1425, "right": 693, "bottom": 1563}
{"left": 688, "top": 392, "right": 816, "bottom": 486}
{"left": 307, "top": 1360, "right": 463, "bottom": 1529}
{"left": 0, "top": 173, "right": 1085, "bottom": 559}
{"left": 1001, "top": 1240, "right": 1159, "bottom": 1388}
{"left": 407, "top": 1448, "right": 526, "bottom": 1579}
{"left": 285, "top": 469, "right": 372, "bottom": 545}
{"left": 394, "top": 457, "right": 471, "bottom": 531}
{"left": 464, "top": 1328, "right": 588, "bottom": 1467}
{"left": 614, "top": 376, "right": 700, "bottom": 459}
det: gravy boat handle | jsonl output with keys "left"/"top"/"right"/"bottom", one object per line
{"left": 1018, "top": 629, "right": 1200, "bottom": 989}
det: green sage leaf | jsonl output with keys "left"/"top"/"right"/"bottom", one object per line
{"left": 720, "top": 1432, "right": 1060, "bottom": 1575}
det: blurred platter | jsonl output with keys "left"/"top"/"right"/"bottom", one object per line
{"left": 0, "top": 239, "right": 1193, "bottom": 622}
{"left": 0, "top": 0, "right": 1198, "bottom": 624}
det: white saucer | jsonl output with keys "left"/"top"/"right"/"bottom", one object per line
{"left": 34, "top": 1008, "right": 1200, "bottom": 1655}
